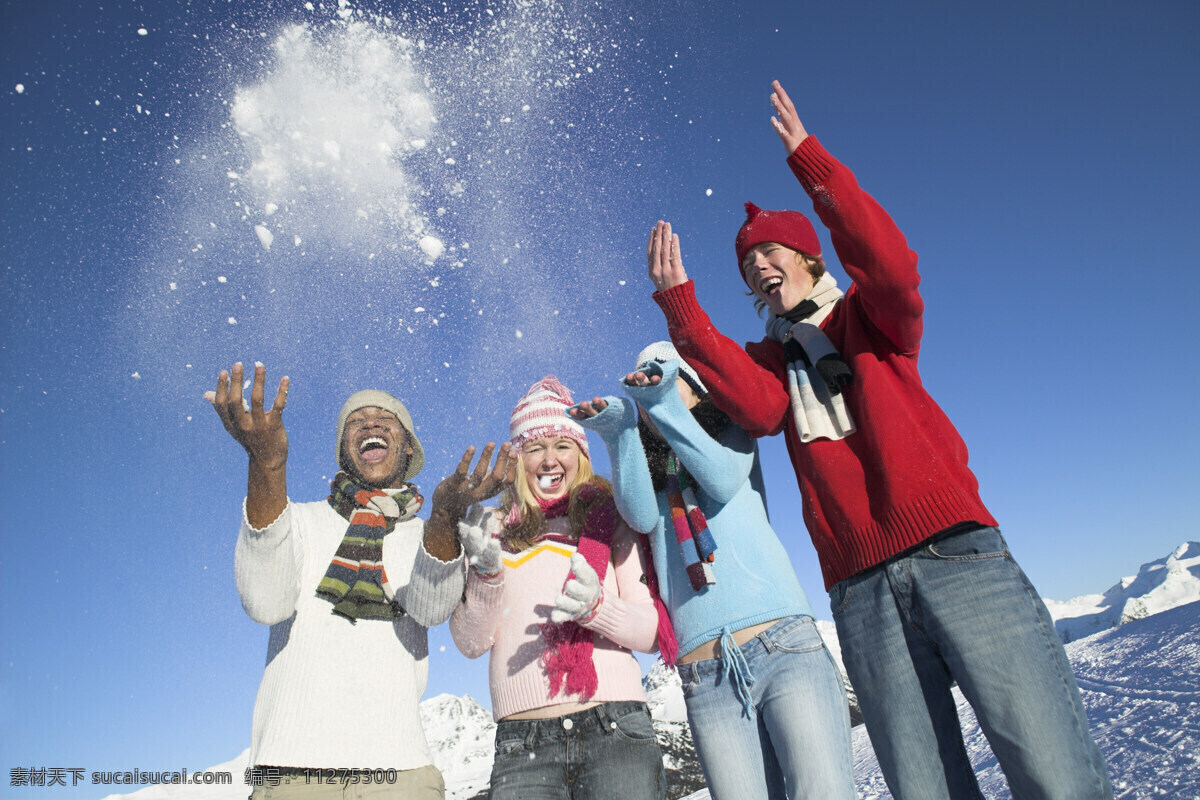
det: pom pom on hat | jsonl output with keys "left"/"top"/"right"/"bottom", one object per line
{"left": 734, "top": 201, "right": 821, "bottom": 283}
{"left": 509, "top": 375, "right": 589, "bottom": 458}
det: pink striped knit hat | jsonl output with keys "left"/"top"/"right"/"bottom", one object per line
{"left": 509, "top": 376, "right": 589, "bottom": 458}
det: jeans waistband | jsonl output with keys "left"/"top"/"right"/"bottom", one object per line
{"left": 495, "top": 701, "right": 648, "bottom": 744}
{"left": 878, "top": 522, "right": 990, "bottom": 568}
{"left": 677, "top": 614, "right": 815, "bottom": 682}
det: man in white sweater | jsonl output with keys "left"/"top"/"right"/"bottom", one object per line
{"left": 207, "top": 362, "right": 515, "bottom": 799}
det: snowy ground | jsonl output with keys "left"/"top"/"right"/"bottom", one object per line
{"left": 842, "top": 600, "right": 1200, "bottom": 800}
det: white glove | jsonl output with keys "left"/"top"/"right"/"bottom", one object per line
{"left": 457, "top": 505, "right": 503, "bottom": 582}
{"left": 551, "top": 552, "right": 604, "bottom": 624}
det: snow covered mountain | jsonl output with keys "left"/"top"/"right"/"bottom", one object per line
{"left": 1046, "top": 541, "right": 1200, "bottom": 642}
{"left": 102, "top": 542, "right": 1199, "bottom": 800}
{"left": 419, "top": 694, "right": 495, "bottom": 800}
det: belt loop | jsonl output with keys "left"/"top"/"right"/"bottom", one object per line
{"left": 595, "top": 702, "right": 611, "bottom": 729}
{"left": 680, "top": 662, "right": 697, "bottom": 686}
{"left": 525, "top": 721, "right": 539, "bottom": 749}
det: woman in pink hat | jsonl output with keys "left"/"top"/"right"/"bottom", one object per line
{"left": 450, "top": 376, "right": 668, "bottom": 800}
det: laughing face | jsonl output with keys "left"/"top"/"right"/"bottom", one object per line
{"left": 521, "top": 436, "right": 582, "bottom": 502}
{"left": 340, "top": 406, "right": 414, "bottom": 489}
{"left": 741, "top": 242, "right": 817, "bottom": 316}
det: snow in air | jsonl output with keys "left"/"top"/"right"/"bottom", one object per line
{"left": 419, "top": 236, "right": 445, "bottom": 261}
{"left": 229, "top": 19, "right": 436, "bottom": 254}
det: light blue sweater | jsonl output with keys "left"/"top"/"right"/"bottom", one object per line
{"left": 577, "top": 360, "right": 812, "bottom": 657}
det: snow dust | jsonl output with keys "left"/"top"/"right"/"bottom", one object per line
{"left": 126, "top": 0, "right": 670, "bottom": 464}
{"left": 229, "top": 18, "right": 437, "bottom": 256}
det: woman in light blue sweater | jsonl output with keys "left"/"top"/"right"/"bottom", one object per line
{"left": 571, "top": 341, "right": 855, "bottom": 800}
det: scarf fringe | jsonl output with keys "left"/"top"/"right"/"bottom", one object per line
{"left": 539, "top": 481, "right": 616, "bottom": 701}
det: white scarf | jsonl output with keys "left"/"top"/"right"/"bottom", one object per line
{"left": 765, "top": 273, "right": 857, "bottom": 443}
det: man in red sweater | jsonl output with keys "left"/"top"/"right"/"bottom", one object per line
{"left": 648, "top": 81, "right": 1112, "bottom": 800}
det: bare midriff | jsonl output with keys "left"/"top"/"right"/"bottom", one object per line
{"left": 501, "top": 701, "right": 603, "bottom": 721}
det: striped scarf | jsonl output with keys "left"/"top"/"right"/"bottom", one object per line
{"left": 667, "top": 453, "right": 717, "bottom": 591}
{"left": 765, "top": 272, "right": 856, "bottom": 442}
{"left": 317, "top": 471, "right": 423, "bottom": 623}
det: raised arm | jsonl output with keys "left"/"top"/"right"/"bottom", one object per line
{"left": 425, "top": 442, "right": 519, "bottom": 561}
{"left": 625, "top": 361, "right": 754, "bottom": 505}
{"left": 208, "top": 362, "right": 305, "bottom": 624}
{"left": 570, "top": 395, "right": 661, "bottom": 535}
{"left": 206, "top": 361, "right": 290, "bottom": 529}
{"left": 647, "top": 222, "right": 793, "bottom": 437}
{"left": 772, "top": 80, "right": 923, "bottom": 354}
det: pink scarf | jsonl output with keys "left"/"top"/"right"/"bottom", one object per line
{"left": 540, "top": 483, "right": 614, "bottom": 700}
{"left": 538, "top": 481, "right": 680, "bottom": 696}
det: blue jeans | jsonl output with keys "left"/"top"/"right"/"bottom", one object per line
{"left": 678, "top": 615, "right": 856, "bottom": 800}
{"left": 489, "top": 701, "right": 665, "bottom": 800}
{"left": 830, "top": 525, "right": 1113, "bottom": 800}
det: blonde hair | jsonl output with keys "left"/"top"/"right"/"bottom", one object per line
{"left": 744, "top": 249, "right": 826, "bottom": 316}
{"left": 501, "top": 443, "right": 601, "bottom": 551}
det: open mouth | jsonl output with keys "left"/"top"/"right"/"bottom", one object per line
{"left": 760, "top": 276, "right": 783, "bottom": 295}
{"left": 537, "top": 473, "right": 564, "bottom": 492}
{"left": 358, "top": 436, "right": 389, "bottom": 465}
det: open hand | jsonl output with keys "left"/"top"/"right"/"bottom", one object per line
{"left": 769, "top": 79, "right": 809, "bottom": 155}
{"left": 647, "top": 220, "right": 688, "bottom": 292}
{"left": 431, "top": 442, "right": 519, "bottom": 521}
{"left": 205, "top": 362, "right": 289, "bottom": 471}
{"left": 623, "top": 369, "right": 663, "bottom": 388}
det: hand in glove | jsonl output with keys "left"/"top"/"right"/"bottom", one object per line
{"left": 457, "top": 505, "right": 503, "bottom": 582}
{"left": 551, "top": 552, "right": 604, "bottom": 625}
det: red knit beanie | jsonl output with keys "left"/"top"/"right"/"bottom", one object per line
{"left": 734, "top": 202, "right": 821, "bottom": 284}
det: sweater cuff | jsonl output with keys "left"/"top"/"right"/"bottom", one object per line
{"left": 240, "top": 497, "right": 292, "bottom": 544}
{"left": 580, "top": 591, "right": 632, "bottom": 642}
{"left": 786, "top": 135, "right": 835, "bottom": 193}
{"left": 622, "top": 362, "right": 677, "bottom": 408}
{"left": 652, "top": 280, "right": 707, "bottom": 328}
{"left": 464, "top": 568, "right": 505, "bottom": 607}
{"left": 406, "top": 540, "right": 466, "bottom": 625}
{"left": 575, "top": 396, "right": 635, "bottom": 440}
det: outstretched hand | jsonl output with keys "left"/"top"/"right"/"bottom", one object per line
{"left": 647, "top": 220, "right": 688, "bottom": 293}
{"left": 431, "top": 442, "right": 519, "bottom": 521}
{"left": 205, "top": 361, "right": 289, "bottom": 471}
{"left": 769, "top": 79, "right": 809, "bottom": 155}
{"left": 426, "top": 442, "right": 518, "bottom": 562}
{"left": 623, "top": 369, "right": 663, "bottom": 388}
{"left": 567, "top": 397, "right": 609, "bottom": 420}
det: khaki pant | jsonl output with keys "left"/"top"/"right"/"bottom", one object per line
{"left": 249, "top": 765, "right": 444, "bottom": 800}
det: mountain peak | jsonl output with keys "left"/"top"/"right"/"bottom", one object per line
{"left": 1045, "top": 541, "right": 1199, "bottom": 643}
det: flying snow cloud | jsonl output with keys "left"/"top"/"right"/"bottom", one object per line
{"left": 229, "top": 19, "right": 438, "bottom": 256}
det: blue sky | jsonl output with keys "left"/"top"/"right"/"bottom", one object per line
{"left": 2, "top": 0, "right": 1197, "bottom": 795}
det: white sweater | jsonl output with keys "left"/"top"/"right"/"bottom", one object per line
{"left": 235, "top": 498, "right": 465, "bottom": 769}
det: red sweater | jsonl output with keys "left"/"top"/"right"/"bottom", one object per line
{"left": 654, "top": 135, "right": 997, "bottom": 590}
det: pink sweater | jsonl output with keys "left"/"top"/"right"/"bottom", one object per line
{"left": 449, "top": 513, "right": 659, "bottom": 721}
